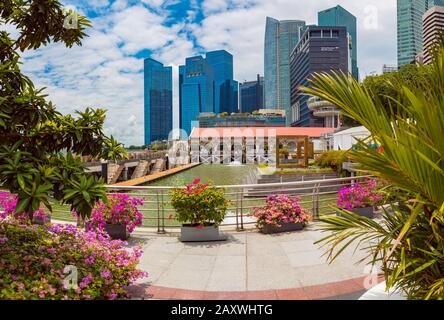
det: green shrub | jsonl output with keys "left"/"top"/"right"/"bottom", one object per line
{"left": 170, "top": 179, "right": 228, "bottom": 226}
{"left": 316, "top": 151, "right": 349, "bottom": 174}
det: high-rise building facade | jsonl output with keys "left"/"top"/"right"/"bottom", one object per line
{"left": 144, "top": 58, "right": 172, "bottom": 146}
{"left": 397, "top": 0, "right": 443, "bottom": 67}
{"left": 290, "top": 26, "right": 350, "bottom": 128}
{"left": 264, "top": 17, "right": 306, "bottom": 118}
{"left": 179, "top": 56, "right": 214, "bottom": 136}
{"left": 239, "top": 74, "right": 264, "bottom": 113}
{"left": 318, "top": 5, "right": 359, "bottom": 80}
{"left": 206, "top": 50, "right": 239, "bottom": 115}
{"left": 423, "top": 5, "right": 444, "bottom": 64}
{"left": 179, "top": 50, "right": 238, "bottom": 135}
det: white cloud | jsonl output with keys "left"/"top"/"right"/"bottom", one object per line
{"left": 14, "top": 0, "right": 397, "bottom": 146}
{"left": 195, "top": 0, "right": 397, "bottom": 81}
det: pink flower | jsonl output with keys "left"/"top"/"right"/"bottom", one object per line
{"left": 193, "top": 178, "right": 201, "bottom": 185}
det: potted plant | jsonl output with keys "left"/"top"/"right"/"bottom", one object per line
{"left": 87, "top": 193, "right": 144, "bottom": 240}
{"left": 336, "top": 180, "right": 384, "bottom": 218}
{"left": 251, "top": 194, "right": 310, "bottom": 234}
{"left": 170, "top": 178, "right": 228, "bottom": 242}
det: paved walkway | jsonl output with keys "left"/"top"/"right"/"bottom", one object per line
{"left": 112, "top": 163, "right": 200, "bottom": 187}
{"left": 128, "top": 223, "right": 382, "bottom": 300}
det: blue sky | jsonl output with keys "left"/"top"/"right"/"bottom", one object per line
{"left": 12, "top": 0, "right": 397, "bottom": 146}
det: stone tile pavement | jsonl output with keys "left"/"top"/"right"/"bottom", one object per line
{"left": 128, "top": 222, "right": 381, "bottom": 299}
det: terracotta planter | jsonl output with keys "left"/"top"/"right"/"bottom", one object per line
{"left": 260, "top": 221, "right": 305, "bottom": 234}
{"left": 104, "top": 223, "right": 129, "bottom": 240}
{"left": 180, "top": 224, "right": 227, "bottom": 242}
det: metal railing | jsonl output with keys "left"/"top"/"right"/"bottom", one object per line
{"left": 84, "top": 175, "right": 372, "bottom": 233}
{"left": 46, "top": 175, "right": 374, "bottom": 233}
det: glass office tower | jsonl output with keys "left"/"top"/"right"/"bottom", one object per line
{"left": 144, "top": 58, "right": 173, "bottom": 146}
{"left": 397, "top": 0, "right": 443, "bottom": 67}
{"left": 239, "top": 74, "right": 264, "bottom": 113}
{"left": 318, "top": 5, "right": 359, "bottom": 80}
{"left": 264, "top": 17, "right": 306, "bottom": 119}
{"left": 206, "top": 50, "right": 239, "bottom": 114}
{"left": 290, "top": 26, "right": 350, "bottom": 127}
{"left": 179, "top": 50, "right": 238, "bottom": 136}
{"left": 179, "top": 56, "right": 214, "bottom": 136}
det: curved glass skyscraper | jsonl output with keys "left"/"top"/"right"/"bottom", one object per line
{"left": 264, "top": 17, "right": 305, "bottom": 119}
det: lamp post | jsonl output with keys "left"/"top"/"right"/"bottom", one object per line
{"left": 101, "top": 159, "right": 108, "bottom": 184}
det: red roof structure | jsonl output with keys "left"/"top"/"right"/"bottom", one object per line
{"left": 190, "top": 127, "right": 336, "bottom": 139}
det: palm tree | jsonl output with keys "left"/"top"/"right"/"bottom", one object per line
{"left": 299, "top": 39, "right": 444, "bottom": 299}
{"left": 101, "top": 135, "right": 128, "bottom": 163}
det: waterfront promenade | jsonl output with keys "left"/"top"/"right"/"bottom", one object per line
{"left": 112, "top": 163, "right": 200, "bottom": 187}
{"left": 127, "top": 222, "right": 382, "bottom": 300}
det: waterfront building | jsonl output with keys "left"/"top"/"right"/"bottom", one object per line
{"left": 318, "top": 5, "right": 359, "bottom": 80}
{"left": 239, "top": 74, "right": 264, "bottom": 113}
{"left": 423, "top": 5, "right": 444, "bottom": 64}
{"left": 189, "top": 127, "right": 335, "bottom": 165}
{"left": 197, "top": 110, "right": 285, "bottom": 128}
{"left": 144, "top": 58, "right": 172, "bottom": 145}
{"left": 290, "top": 26, "right": 350, "bottom": 128}
{"left": 179, "top": 50, "right": 238, "bottom": 136}
{"left": 264, "top": 17, "right": 306, "bottom": 119}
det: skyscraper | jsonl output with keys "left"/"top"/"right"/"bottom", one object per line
{"left": 423, "top": 5, "right": 444, "bottom": 64}
{"left": 239, "top": 75, "right": 264, "bottom": 113}
{"left": 264, "top": 17, "right": 306, "bottom": 118}
{"left": 206, "top": 50, "right": 239, "bottom": 114}
{"left": 397, "top": 0, "right": 443, "bottom": 67}
{"left": 318, "top": 5, "right": 359, "bottom": 80}
{"left": 179, "top": 56, "right": 214, "bottom": 136}
{"left": 290, "top": 26, "right": 350, "bottom": 127}
{"left": 179, "top": 50, "right": 238, "bottom": 135}
{"left": 144, "top": 58, "right": 172, "bottom": 146}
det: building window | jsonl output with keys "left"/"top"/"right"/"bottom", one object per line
{"left": 292, "top": 102, "right": 300, "bottom": 122}
{"left": 310, "top": 30, "right": 322, "bottom": 38}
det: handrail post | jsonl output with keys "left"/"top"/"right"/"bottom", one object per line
{"left": 235, "top": 192, "right": 240, "bottom": 231}
{"left": 156, "top": 191, "right": 161, "bottom": 234}
{"left": 240, "top": 187, "right": 244, "bottom": 231}
{"left": 316, "top": 183, "right": 321, "bottom": 219}
{"left": 312, "top": 184, "right": 316, "bottom": 219}
{"left": 160, "top": 190, "right": 166, "bottom": 234}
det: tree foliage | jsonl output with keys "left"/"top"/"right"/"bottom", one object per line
{"left": 362, "top": 63, "right": 433, "bottom": 115}
{"left": 0, "top": 1, "right": 127, "bottom": 219}
{"left": 300, "top": 38, "right": 444, "bottom": 299}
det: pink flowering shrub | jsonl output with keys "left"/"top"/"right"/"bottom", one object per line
{"left": 336, "top": 180, "right": 384, "bottom": 210}
{"left": 87, "top": 194, "right": 144, "bottom": 233}
{"left": 0, "top": 191, "right": 50, "bottom": 223}
{"left": 0, "top": 220, "right": 147, "bottom": 300}
{"left": 252, "top": 194, "right": 310, "bottom": 228}
{"left": 170, "top": 178, "right": 228, "bottom": 226}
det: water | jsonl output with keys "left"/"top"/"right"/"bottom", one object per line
{"left": 146, "top": 164, "right": 256, "bottom": 186}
